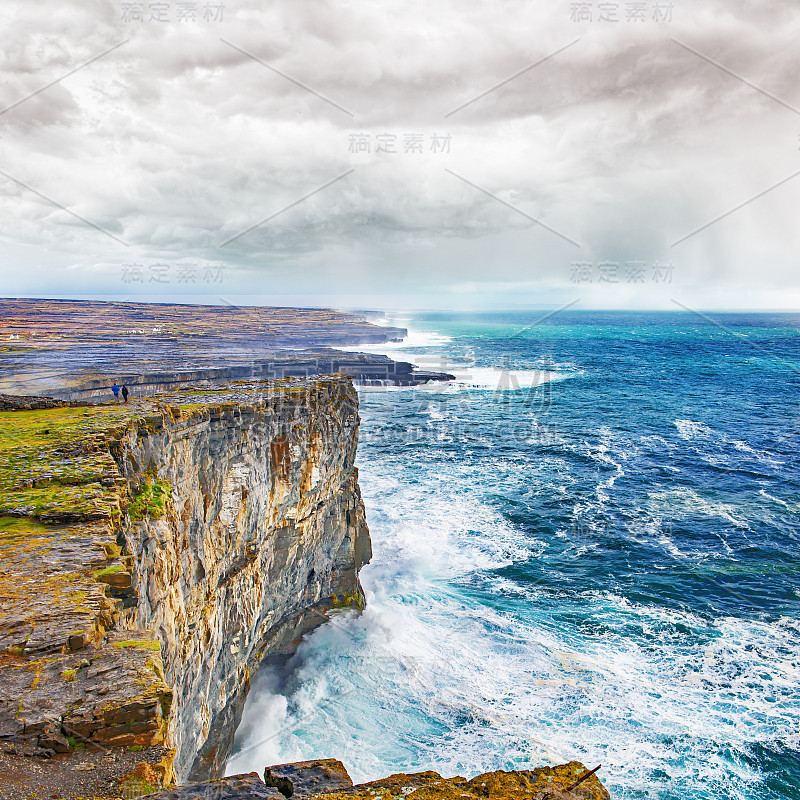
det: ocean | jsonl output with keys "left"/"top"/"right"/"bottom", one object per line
{"left": 226, "top": 311, "right": 800, "bottom": 800}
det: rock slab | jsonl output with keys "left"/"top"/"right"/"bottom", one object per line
{"left": 147, "top": 759, "right": 611, "bottom": 800}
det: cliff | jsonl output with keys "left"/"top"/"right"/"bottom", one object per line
{"left": 41, "top": 349, "right": 455, "bottom": 403}
{"left": 0, "top": 378, "right": 371, "bottom": 795}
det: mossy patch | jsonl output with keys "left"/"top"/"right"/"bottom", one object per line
{"left": 0, "top": 405, "right": 135, "bottom": 523}
{"left": 121, "top": 780, "right": 158, "bottom": 797}
{"left": 112, "top": 641, "right": 161, "bottom": 652}
{"left": 127, "top": 476, "right": 171, "bottom": 521}
{"left": 103, "top": 541, "right": 122, "bottom": 559}
{"left": 330, "top": 591, "right": 364, "bottom": 611}
{"left": 0, "top": 516, "right": 51, "bottom": 535}
{"left": 93, "top": 564, "right": 125, "bottom": 580}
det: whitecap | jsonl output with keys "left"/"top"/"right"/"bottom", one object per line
{"left": 675, "top": 419, "right": 712, "bottom": 440}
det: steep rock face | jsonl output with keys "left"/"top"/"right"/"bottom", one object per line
{"left": 0, "top": 377, "right": 371, "bottom": 796}
{"left": 112, "top": 379, "right": 372, "bottom": 782}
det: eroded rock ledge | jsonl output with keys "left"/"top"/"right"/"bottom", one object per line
{"left": 0, "top": 378, "right": 371, "bottom": 795}
{"left": 145, "top": 758, "right": 610, "bottom": 799}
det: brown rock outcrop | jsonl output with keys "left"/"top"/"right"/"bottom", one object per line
{"left": 143, "top": 759, "right": 611, "bottom": 800}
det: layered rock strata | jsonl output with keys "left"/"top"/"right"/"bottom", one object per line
{"left": 0, "top": 377, "right": 371, "bottom": 793}
{"left": 44, "top": 349, "right": 455, "bottom": 402}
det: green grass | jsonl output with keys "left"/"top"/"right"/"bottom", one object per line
{"left": 93, "top": 564, "right": 125, "bottom": 579}
{"left": 112, "top": 640, "right": 160, "bottom": 651}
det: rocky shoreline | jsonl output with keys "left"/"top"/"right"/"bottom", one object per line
{"left": 145, "top": 758, "right": 610, "bottom": 799}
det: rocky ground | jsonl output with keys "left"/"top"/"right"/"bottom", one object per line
{"left": 0, "top": 299, "right": 410, "bottom": 397}
{"left": 143, "top": 758, "right": 610, "bottom": 800}
{"left": 0, "top": 743, "right": 171, "bottom": 800}
{"left": 0, "top": 399, "right": 178, "bottom": 797}
{"left": 0, "top": 754, "right": 611, "bottom": 800}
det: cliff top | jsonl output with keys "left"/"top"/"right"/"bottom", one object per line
{"left": 0, "top": 299, "right": 406, "bottom": 396}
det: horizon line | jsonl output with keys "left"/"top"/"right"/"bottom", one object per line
{"left": 1, "top": 295, "right": 799, "bottom": 316}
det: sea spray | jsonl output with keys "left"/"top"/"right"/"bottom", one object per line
{"left": 227, "top": 311, "right": 800, "bottom": 800}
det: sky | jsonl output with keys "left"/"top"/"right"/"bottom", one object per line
{"left": 0, "top": 0, "right": 798, "bottom": 310}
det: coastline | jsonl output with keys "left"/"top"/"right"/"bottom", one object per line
{"left": 226, "top": 310, "right": 800, "bottom": 800}
{"left": 2, "top": 306, "right": 798, "bottom": 799}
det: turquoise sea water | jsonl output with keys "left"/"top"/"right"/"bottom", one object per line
{"left": 227, "top": 311, "right": 800, "bottom": 800}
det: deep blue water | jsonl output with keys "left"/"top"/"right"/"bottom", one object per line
{"left": 228, "top": 311, "right": 800, "bottom": 800}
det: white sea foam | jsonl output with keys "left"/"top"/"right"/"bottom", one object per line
{"left": 345, "top": 318, "right": 581, "bottom": 396}
{"left": 227, "top": 444, "right": 798, "bottom": 800}
{"left": 647, "top": 488, "right": 753, "bottom": 531}
{"left": 340, "top": 329, "right": 453, "bottom": 355}
{"left": 226, "top": 380, "right": 797, "bottom": 800}
{"left": 228, "top": 552, "right": 799, "bottom": 797}
{"left": 675, "top": 419, "right": 712, "bottom": 440}
{"left": 674, "top": 420, "right": 784, "bottom": 469}
{"left": 440, "top": 367, "right": 571, "bottom": 391}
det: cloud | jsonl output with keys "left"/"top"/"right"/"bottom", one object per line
{"left": 0, "top": 0, "right": 798, "bottom": 308}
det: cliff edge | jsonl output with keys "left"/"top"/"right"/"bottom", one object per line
{"left": 0, "top": 378, "right": 371, "bottom": 796}
{"left": 0, "top": 384, "right": 613, "bottom": 800}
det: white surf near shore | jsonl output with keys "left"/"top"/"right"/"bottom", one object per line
{"left": 345, "top": 319, "right": 579, "bottom": 393}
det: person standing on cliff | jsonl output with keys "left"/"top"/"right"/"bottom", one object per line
{"left": 112, "top": 382, "right": 120, "bottom": 402}
{"left": 121, "top": 384, "right": 129, "bottom": 403}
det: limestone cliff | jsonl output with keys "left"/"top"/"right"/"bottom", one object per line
{"left": 0, "top": 384, "right": 613, "bottom": 800}
{"left": 113, "top": 380, "right": 371, "bottom": 781}
{"left": 0, "top": 377, "right": 371, "bottom": 795}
